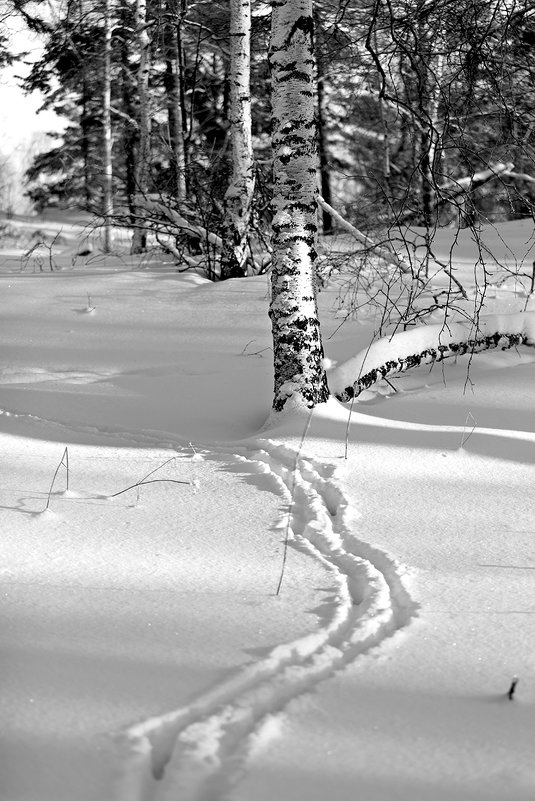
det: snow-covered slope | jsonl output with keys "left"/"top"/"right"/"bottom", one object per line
{"left": 1, "top": 219, "right": 534, "bottom": 801}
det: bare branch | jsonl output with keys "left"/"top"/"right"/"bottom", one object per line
{"left": 139, "top": 199, "right": 224, "bottom": 249}
{"left": 110, "top": 105, "right": 139, "bottom": 129}
{"left": 503, "top": 170, "right": 535, "bottom": 185}
{"left": 318, "top": 196, "right": 413, "bottom": 274}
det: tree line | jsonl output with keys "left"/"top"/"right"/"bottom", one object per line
{"left": 4, "top": 1, "right": 535, "bottom": 259}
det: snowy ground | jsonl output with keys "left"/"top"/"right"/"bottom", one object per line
{"left": 1, "top": 215, "right": 535, "bottom": 801}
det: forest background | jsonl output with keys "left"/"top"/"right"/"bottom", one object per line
{"left": 2, "top": 0, "right": 535, "bottom": 267}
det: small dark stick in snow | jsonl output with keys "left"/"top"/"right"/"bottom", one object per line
{"left": 507, "top": 676, "right": 519, "bottom": 700}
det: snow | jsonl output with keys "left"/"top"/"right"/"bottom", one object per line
{"left": 1, "top": 216, "right": 535, "bottom": 801}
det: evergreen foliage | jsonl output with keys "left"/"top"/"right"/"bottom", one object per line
{"left": 12, "top": 0, "right": 535, "bottom": 236}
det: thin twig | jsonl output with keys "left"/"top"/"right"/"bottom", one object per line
{"left": 45, "top": 447, "right": 69, "bottom": 510}
{"left": 108, "top": 455, "right": 192, "bottom": 500}
{"left": 435, "top": 258, "right": 469, "bottom": 299}
{"left": 137, "top": 455, "right": 180, "bottom": 485}
{"left": 460, "top": 411, "right": 477, "bottom": 448}
{"left": 109, "top": 478, "right": 192, "bottom": 499}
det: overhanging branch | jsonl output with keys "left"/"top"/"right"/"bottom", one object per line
{"left": 318, "top": 196, "right": 413, "bottom": 274}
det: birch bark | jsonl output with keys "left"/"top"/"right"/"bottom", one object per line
{"left": 163, "top": 0, "right": 187, "bottom": 202}
{"left": 220, "top": 0, "right": 255, "bottom": 279}
{"left": 102, "top": 0, "right": 113, "bottom": 252}
{"left": 131, "top": 0, "right": 151, "bottom": 253}
{"left": 419, "top": 45, "right": 444, "bottom": 227}
{"left": 269, "top": 0, "right": 329, "bottom": 412}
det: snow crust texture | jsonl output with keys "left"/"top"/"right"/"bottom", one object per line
{"left": 118, "top": 439, "right": 417, "bottom": 801}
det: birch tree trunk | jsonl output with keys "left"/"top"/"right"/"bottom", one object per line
{"left": 416, "top": 15, "right": 444, "bottom": 227}
{"left": 102, "top": 0, "right": 113, "bottom": 252}
{"left": 220, "top": 0, "right": 255, "bottom": 279}
{"left": 119, "top": 0, "right": 138, "bottom": 225}
{"left": 269, "top": 0, "right": 330, "bottom": 412}
{"left": 131, "top": 0, "right": 151, "bottom": 253}
{"left": 163, "top": 0, "right": 187, "bottom": 202}
{"left": 419, "top": 50, "right": 444, "bottom": 227}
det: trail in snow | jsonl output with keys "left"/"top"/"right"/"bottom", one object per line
{"left": 6, "top": 399, "right": 535, "bottom": 799}
{"left": 115, "top": 438, "right": 417, "bottom": 801}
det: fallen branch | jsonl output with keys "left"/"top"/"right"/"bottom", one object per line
{"left": 329, "top": 311, "right": 535, "bottom": 401}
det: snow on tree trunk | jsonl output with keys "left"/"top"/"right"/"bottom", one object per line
{"left": 268, "top": 0, "right": 330, "bottom": 412}
{"left": 131, "top": 0, "right": 151, "bottom": 254}
{"left": 329, "top": 312, "right": 535, "bottom": 401}
{"left": 102, "top": 0, "right": 113, "bottom": 252}
{"left": 220, "top": 0, "right": 255, "bottom": 280}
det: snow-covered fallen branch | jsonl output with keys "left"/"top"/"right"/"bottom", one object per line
{"left": 329, "top": 311, "right": 535, "bottom": 402}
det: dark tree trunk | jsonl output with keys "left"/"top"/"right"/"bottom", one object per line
{"left": 119, "top": 2, "right": 138, "bottom": 224}
{"left": 317, "top": 72, "right": 332, "bottom": 235}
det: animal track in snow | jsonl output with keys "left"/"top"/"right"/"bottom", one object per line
{"left": 116, "top": 438, "right": 418, "bottom": 801}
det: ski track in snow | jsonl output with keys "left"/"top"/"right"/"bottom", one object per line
{"left": 113, "top": 439, "right": 418, "bottom": 801}
{"left": 6, "top": 400, "right": 535, "bottom": 800}
{"left": 0, "top": 401, "right": 418, "bottom": 801}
